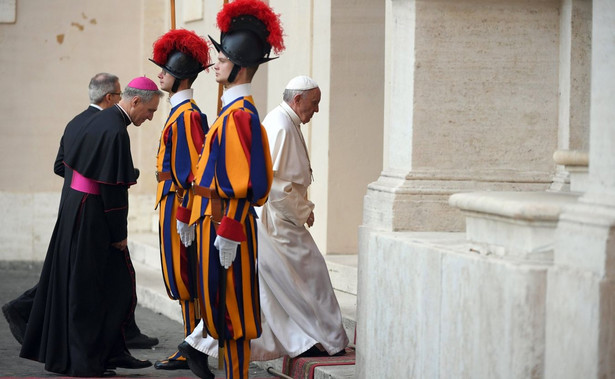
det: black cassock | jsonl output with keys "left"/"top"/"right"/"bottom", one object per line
{"left": 20, "top": 106, "right": 138, "bottom": 377}
{"left": 54, "top": 105, "right": 100, "bottom": 189}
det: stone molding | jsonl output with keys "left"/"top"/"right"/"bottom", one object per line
{"left": 363, "top": 169, "right": 553, "bottom": 232}
{"left": 450, "top": 191, "right": 579, "bottom": 262}
{"left": 552, "top": 150, "right": 589, "bottom": 167}
{"left": 550, "top": 149, "right": 589, "bottom": 193}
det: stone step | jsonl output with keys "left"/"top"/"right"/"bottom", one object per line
{"left": 255, "top": 356, "right": 356, "bottom": 379}
{"left": 325, "top": 254, "right": 358, "bottom": 296}
{"left": 314, "top": 364, "right": 356, "bottom": 379}
{"left": 128, "top": 233, "right": 184, "bottom": 324}
{"left": 128, "top": 232, "right": 358, "bottom": 379}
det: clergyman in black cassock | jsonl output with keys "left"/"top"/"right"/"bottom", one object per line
{"left": 19, "top": 77, "right": 161, "bottom": 377}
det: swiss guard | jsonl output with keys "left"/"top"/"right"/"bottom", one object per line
{"left": 189, "top": 0, "right": 284, "bottom": 378}
{"left": 149, "top": 28, "right": 213, "bottom": 373}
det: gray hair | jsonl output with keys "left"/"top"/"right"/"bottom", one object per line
{"left": 89, "top": 73, "right": 119, "bottom": 104}
{"left": 283, "top": 88, "right": 309, "bottom": 104}
{"left": 122, "top": 86, "right": 163, "bottom": 103}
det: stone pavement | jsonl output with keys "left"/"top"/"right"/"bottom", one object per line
{"left": 0, "top": 261, "right": 276, "bottom": 378}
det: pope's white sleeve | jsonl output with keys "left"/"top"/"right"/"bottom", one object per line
{"left": 267, "top": 178, "right": 314, "bottom": 227}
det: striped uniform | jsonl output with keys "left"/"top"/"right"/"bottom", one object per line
{"left": 156, "top": 99, "right": 207, "bottom": 355}
{"left": 190, "top": 95, "right": 272, "bottom": 379}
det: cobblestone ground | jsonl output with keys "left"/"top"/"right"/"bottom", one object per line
{"left": 0, "top": 261, "right": 275, "bottom": 378}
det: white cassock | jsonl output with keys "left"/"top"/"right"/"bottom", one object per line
{"left": 185, "top": 101, "right": 348, "bottom": 361}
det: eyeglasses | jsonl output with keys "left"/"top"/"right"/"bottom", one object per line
{"left": 108, "top": 92, "right": 122, "bottom": 97}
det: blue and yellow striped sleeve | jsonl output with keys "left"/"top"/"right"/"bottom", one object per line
{"left": 172, "top": 107, "right": 206, "bottom": 222}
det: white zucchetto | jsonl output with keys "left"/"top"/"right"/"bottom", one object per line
{"left": 285, "top": 75, "right": 318, "bottom": 91}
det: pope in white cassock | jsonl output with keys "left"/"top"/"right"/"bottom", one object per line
{"left": 180, "top": 76, "right": 349, "bottom": 369}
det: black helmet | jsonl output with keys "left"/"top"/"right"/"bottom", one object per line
{"left": 149, "top": 29, "right": 212, "bottom": 91}
{"left": 211, "top": 0, "right": 285, "bottom": 83}
{"left": 150, "top": 50, "right": 204, "bottom": 80}
{"left": 209, "top": 15, "right": 277, "bottom": 67}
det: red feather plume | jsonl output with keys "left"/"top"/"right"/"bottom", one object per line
{"left": 217, "top": 0, "right": 285, "bottom": 54}
{"left": 152, "top": 29, "right": 212, "bottom": 69}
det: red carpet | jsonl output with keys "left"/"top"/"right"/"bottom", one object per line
{"left": 281, "top": 347, "right": 355, "bottom": 379}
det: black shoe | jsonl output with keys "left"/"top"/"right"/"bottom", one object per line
{"left": 178, "top": 341, "right": 214, "bottom": 379}
{"left": 297, "top": 345, "right": 329, "bottom": 358}
{"left": 332, "top": 348, "right": 347, "bottom": 356}
{"left": 154, "top": 358, "right": 189, "bottom": 370}
{"left": 107, "top": 352, "right": 152, "bottom": 369}
{"left": 126, "top": 333, "right": 159, "bottom": 349}
{"left": 2, "top": 302, "right": 27, "bottom": 345}
{"left": 102, "top": 370, "right": 116, "bottom": 377}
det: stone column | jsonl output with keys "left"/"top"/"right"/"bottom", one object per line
{"left": 551, "top": 0, "right": 591, "bottom": 191}
{"left": 544, "top": 0, "right": 615, "bottom": 377}
{"left": 358, "top": 0, "right": 563, "bottom": 377}
{"left": 363, "top": 0, "right": 561, "bottom": 233}
{"left": 557, "top": 0, "right": 592, "bottom": 154}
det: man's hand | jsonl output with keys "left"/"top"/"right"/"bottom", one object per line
{"left": 176, "top": 220, "right": 195, "bottom": 247}
{"left": 306, "top": 211, "right": 315, "bottom": 228}
{"left": 214, "top": 235, "right": 240, "bottom": 269}
{"left": 112, "top": 238, "right": 127, "bottom": 251}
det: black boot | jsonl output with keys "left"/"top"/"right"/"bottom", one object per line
{"left": 178, "top": 341, "right": 214, "bottom": 379}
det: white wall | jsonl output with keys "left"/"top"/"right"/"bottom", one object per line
{"left": 0, "top": 0, "right": 384, "bottom": 259}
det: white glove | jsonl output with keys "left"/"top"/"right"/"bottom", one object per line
{"left": 176, "top": 220, "right": 195, "bottom": 247}
{"left": 214, "top": 235, "right": 240, "bottom": 269}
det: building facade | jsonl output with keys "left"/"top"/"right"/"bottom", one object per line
{"left": 1, "top": 0, "right": 612, "bottom": 377}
